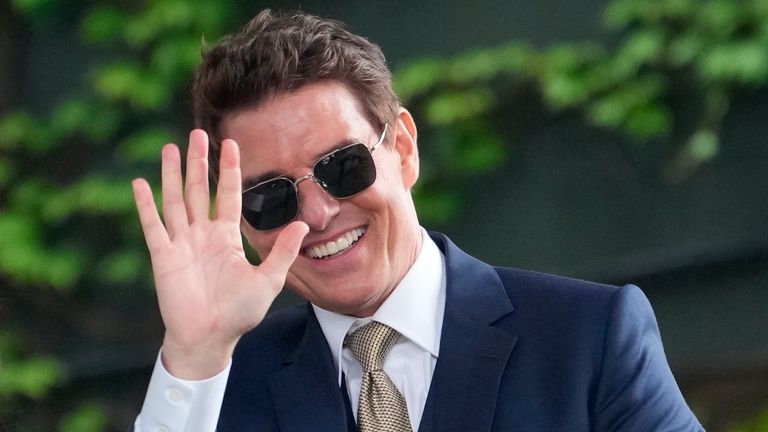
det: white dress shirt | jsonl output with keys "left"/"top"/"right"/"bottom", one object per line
{"left": 134, "top": 229, "right": 446, "bottom": 432}
{"left": 313, "top": 229, "right": 446, "bottom": 430}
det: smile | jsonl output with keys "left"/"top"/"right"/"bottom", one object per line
{"left": 306, "top": 228, "right": 365, "bottom": 259}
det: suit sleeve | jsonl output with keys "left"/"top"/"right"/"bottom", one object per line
{"left": 593, "top": 285, "right": 704, "bottom": 432}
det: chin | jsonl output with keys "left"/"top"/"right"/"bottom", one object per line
{"left": 302, "top": 284, "right": 383, "bottom": 315}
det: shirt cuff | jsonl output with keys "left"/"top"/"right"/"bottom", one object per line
{"left": 134, "top": 350, "right": 231, "bottom": 432}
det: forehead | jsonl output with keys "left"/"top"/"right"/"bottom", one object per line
{"left": 220, "top": 81, "right": 376, "bottom": 184}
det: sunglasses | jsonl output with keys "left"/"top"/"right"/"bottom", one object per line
{"left": 241, "top": 124, "right": 388, "bottom": 230}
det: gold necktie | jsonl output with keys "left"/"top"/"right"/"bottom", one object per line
{"left": 345, "top": 321, "right": 413, "bottom": 432}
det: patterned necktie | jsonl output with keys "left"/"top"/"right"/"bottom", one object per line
{"left": 345, "top": 321, "right": 413, "bottom": 432}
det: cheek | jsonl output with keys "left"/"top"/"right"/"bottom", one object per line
{"left": 371, "top": 155, "right": 409, "bottom": 195}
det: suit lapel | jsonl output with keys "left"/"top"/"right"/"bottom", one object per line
{"left": 268, "top": 306, "right": 351, "bottom": 432}
{"left": 420, "top": 233, "right": 518, "bottom": 432}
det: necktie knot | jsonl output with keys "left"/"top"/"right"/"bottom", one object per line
{"left": 344, "top": 321, "right": 412, "bottom": 431}
{"left": 345, "top": 321, "right": 400, "bottom": 373}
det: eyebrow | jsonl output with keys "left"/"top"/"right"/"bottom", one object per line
{"left": 242, "top": 170, "right": 283, "bottom": 191}
{"left": 241, "top": 137, "right": 362, "bottom": 191}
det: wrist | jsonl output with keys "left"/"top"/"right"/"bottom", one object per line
{"left": 160, "top": 337, "right": 237, "bottom": 380}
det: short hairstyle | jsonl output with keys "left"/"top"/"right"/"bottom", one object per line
{"left": 192, "top": 9, "right": 400, "bottom": 175}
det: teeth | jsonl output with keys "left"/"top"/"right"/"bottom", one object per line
{"left": 306, "top": 228, "right": 365, "bottom": 259}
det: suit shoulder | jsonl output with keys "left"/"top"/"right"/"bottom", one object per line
{"left": 490, "top": 267, "right": 656, "bottom": 338}
{"left": 493, "top": 266, "right": 623, "bottom": 306}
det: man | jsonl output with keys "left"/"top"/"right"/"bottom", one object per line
{"left": 132, "top": 9, "right": 703, "bottom": 431}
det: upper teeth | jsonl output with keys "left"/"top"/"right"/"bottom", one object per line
{"left": 306, "top": 228, "right": 365, "bottom": 259}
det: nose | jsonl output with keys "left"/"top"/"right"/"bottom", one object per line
{"left": 296, "top": 176, "right": 340, "bottom": 231}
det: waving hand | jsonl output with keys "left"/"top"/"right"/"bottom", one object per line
{"left": 132, "top": 130, "right": 308, "bottom": 379}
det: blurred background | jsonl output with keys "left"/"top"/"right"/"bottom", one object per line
{"left": 1, "top": 0, "right": 767, "bottom": 430}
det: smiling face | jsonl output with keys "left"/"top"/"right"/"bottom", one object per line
{"left": 220, "top": 80, "right": 422, "bottom": 317}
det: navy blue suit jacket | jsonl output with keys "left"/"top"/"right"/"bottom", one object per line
{"left": 218, "top": 233, "right": 703, "bottom": 431}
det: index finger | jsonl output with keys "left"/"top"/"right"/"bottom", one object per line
{"left": 132, "top": 178, "right": 170, "bottom": 252}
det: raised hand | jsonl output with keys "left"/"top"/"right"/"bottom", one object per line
{"left": 132, "top": 130, "right": 308, "bottom": 379}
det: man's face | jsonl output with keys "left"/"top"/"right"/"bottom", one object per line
{"left": 220, "top": 81, "right": 422, "bottom": 317}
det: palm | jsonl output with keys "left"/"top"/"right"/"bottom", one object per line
{"left": 151, "top": 221, "right": 255, "bottom": 343}
{"left": 132, "top": 130, "right": 307, "bottom": 378}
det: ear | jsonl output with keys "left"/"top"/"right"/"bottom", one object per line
{"left": 392, "top": 107, "right": 419, "bottom": 189}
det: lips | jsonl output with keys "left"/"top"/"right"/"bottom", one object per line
{"left": 305, "top": 227, "right": 365, "bottom": 259}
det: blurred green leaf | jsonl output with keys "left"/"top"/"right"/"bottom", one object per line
{"left": 41, "top": 176, "right": 135, "bottom": 222}
{"left": 451, "top": 124, "right": 506, "bottom": 173}
{"left": 50, "top": 98, "right": 92, "bottom": 137}
{"left": 0, "top": 210, "right": 39, "bottom": 249}
{"left": 100, "top": 250, "right": 145, "bottom": 284}
{"left": 93, "top": 62, "right": 171, "bottom": 110}
{"left": 425, "top": 89, "right": 495, "bottom": 125}
{"left": 124, "top": 0, "right": 196, "bottom": 47}
{"left": 83, "top": 103, "right": 123, "bottom": 142}
{"left": 587, "top": 75, "right": 666, "bottom": 131}
{"left": 614, "top": 29, "right": 666, "bottom": 73}
{"left": 118, "top": 127, "right": 176, "bottom": 162}
{"left": 447, "top": 48, "right": 506, "bottom": 84}
{"left": 754, "top": 0, "right": 768, "bottom": 19}
{"left": 687, "top": 129, "right": 720, "bottom": 162}
{"left": 81, "top": 6, "right": 128, "bottom": 44}
{"left": 58, "top": 402, "right": 108, "bottom": 432}
{"left": 0, "top": 356, "right": 64, "bottom": 399}
{"left": 699, "top": 0, "right": 743, "bottom": 37}
{"left": 605, "top": 0, "right": 695, "bottom": 29}
{"left": 11, "top": 179, "right": 54, "bottom": 214}
{"left": 698, "top": 40, "right": 768, "bottom": 84}
{"left": 151, "top": 36, "right": 204, "bottom": 82}
{"left": 0, "top": 156, "right": 15, "bottom": 188}
{"left": 11, "top": 0, "right": 57, "bottom": 16}
{"left": 0, "top": 111, "right": 39, "bottom": 150}
{"left": 603, "top": 0, "right": 644, "bottom": 29}
{"left": 0, "top": 331, "right": 20, "bottom": 358}
{"left": 668, "top": 32, "right": 705, "bottom": 66}
{"left": 93, "top": 62, "right": 143, "bottom": 100}
{"left": 413, "top": 188, "right": 461, "bottom": 225}
{"left": 394, "top": 58, "right": 446, "bottom": 101}
{"left": 541, "top": 69, "right": 592, "bottom": 108}
{"left": 724, "top": 404, "right": 768, "bottom": 431}
{"left": 495, "top": 43, "right": 540, "bottom": 74}
{"left": 540, "top": 44, "right": 607, "bottom": 107}
{"left": 0, "top": 211, "right": 83, "bottom": 289}
{"left": 625, "top": 103, "right": 673, "bottom": 137}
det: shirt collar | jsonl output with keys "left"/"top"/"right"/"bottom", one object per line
{"left": 313, "top": 228, "right": 446, "bottom": 384}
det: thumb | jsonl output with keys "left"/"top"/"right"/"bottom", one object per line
{"left": 258, "top": 221, "right": 309, "bottom": 283}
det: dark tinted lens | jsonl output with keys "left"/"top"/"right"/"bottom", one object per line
{"left": 242, "top": 178, "right": 298, "bottom": 230}
{"left": 314, "top": 144, "right": 376, "bottom": 197}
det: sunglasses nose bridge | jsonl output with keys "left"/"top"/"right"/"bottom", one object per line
{"left": 292, "top": 171, "right": 340, "bottom": 231}
{"left": 294, "top": 171, "right": 328, "bottom": 191}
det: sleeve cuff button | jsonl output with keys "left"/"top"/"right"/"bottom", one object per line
{"left": 167, "top": 387, "right": 184, "bottom": 403}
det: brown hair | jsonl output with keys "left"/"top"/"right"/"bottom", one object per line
{"left": 192, "top": 9, "right": 400, "bottom": 175}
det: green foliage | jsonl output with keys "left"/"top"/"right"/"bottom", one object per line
{"left": 58, "top": 402, "right": 108, "bottom": 432}
{"left": 0, "top": 331, "right": 64, "bottom": 400}
{"left": 425, "top": 89, "right": 496, "bottom": 125}
{"left": 117, "top": 127, "right": 178, "bottom": 163}
{"left": 0, "top": 0, "right": 240, "bottom": 429}
{"left": 726, "top": 405, "right": 768, "bottom": 432}
{"left": 395, "top": 0, "right": 768, "bottom": 221}
{"left": 0, "top": 357, "right": 64, "bottom": 399}
{"left": 0, "top": 211, "right": 83, "bottom": 289}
